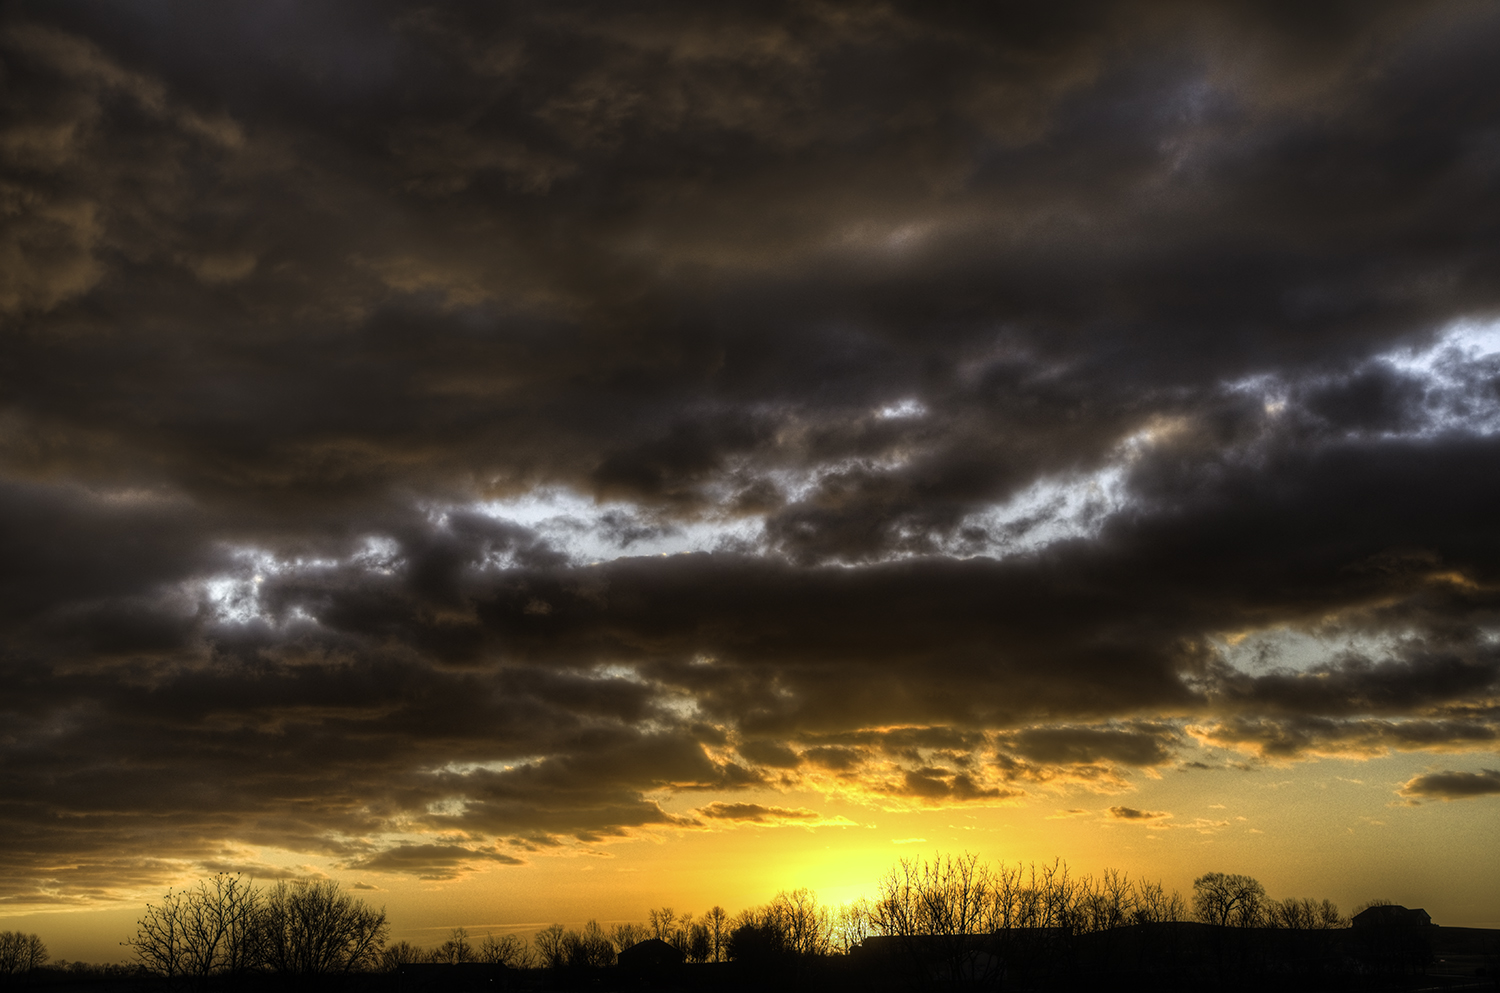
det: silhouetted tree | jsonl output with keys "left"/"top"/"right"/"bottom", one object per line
{"left": 609, "top": 923, "right": 646, "bottom": 953}
{"left": 1192, "top": 872, "right": 1267, "bottom": 927}
{"left": 533, "top": 924, "right": 566, "bottom": 970}
{"left": 124, "top": 875, "right": 259, "bottom": 990}
{"left": 0, "top": 932, "right": 47, "bottom": 987}
{"left": 478, "top": 933, "right": 531, "bottom": 967}
{"left": 432, "top": 927, "right": 472, "bottom": 963}
{"left": 563, "top": 920, "right": 615, "bottom": 968}
{"left": 704, "top": 906, "right": 729, "bottom": 962}
{"left": 727, "top": 921, "right": 787, "bottom": 968}
{"left": 1131, "top": 880, "right": 1189, "bottom": 925}
{"left": 648, "top": 908, "right": 676, "bottom": 943}
{"left": 256, "top": 879, "right": 388, "bottom": 978}
{"left": 770, "top": 889, "right": 833, "bottom": 956}
{"left": 125, "top": 889, "right": 192, "bottom": 988}
{"left": 875, "top": 853, "right": 1010, "bottom": 990}
{"left": 1077, "top": 868, "right": 1135, "bottom": 932}
{"left": 686, "top": 922, "right": 711, "bottom": 963}
{"left": 877, "top": 853, "right": 992, "bottom": 941}
{"left": 866, "top": 855, "right": 1203, "bottom": 988}
{"left": 378, "top": 941, "right": 424, "bottom": 971}
{"left": 1267, "top": 897, "right": 1344, "bottom": 929}
{"left": 833, "top": 898, "right": 875, "bottom": 954}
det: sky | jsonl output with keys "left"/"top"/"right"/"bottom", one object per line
{"left": 2, "top": 0, "right": 1499, "bottom": 963}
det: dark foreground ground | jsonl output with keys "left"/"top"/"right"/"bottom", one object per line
{"left": 13, "top": 923, "right": 1498, "bottom": 993}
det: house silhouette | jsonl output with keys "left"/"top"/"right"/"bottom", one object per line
{"left": 617, "top": 937, "right": 685, "bottom": 973}
{"left": 1352, "top": 905, "right": 1433, "bottom": 928}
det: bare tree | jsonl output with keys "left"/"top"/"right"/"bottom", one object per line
{"left": 704, "top": 906, "right": 729, "bottom": 962}
{"left": 205, "top": 875, "right": 260, "bottom": 980}
{"left": 378, "top": 942, "right": 425, "bottom": 971}
{"left": 1192, "top": 873, "right": 1267, "bottom": 927}
{"left": 873, "top": 856, "right": 920, "bottom": 942}
{"left": 124, "top": 889, "right": 191, "bottom": 986}
{"left": 1080, "top": 869, "right": 1135, "bottom": 933}
{"left": 533, "top": 924, "right": 566, "bottom": 970}
{"left": 833, "top": 899, "right": 874, "bottom": 954}
{"left": 726, "top": 912, "right": 788, "bottom": 967}
{"left": 609, "top": 923, "right": 646, "bottom": 953}
{"left": 0, "top": 932, "right": 48, "bottom": 981}
{"left": 981, "top": 858, "right": 1079, "bottom": 933}
{"left": 569, "top": 920, "right": 616, "bottom": 969}
{"left": 648, "top": 908, "right": 676, "bottom": 943}
{"left": 770, "top": 889, "right": 832, "bottom": 956}
{"left": 1267, "top": 897, "right": 1345, "bottom": 929}
{"left": 432, "top": 927, "right": 472, "bottom": 964}
{"left": 124, "top": 875, "right": 258, "bottom": 990}
{"left": 874, "top": 853, "right": 1007, "bottom": 989}
{"left": 983, "top": 861, "right": 1023, "bottom": 932}
{"left": 257, "top": 879, "right": 388, "bottom": 977}
{"left": 1132, "top": 880, "right": 1188, "bottom": 924}
{"left": 1313, "top": 899, "right": 1347, "bottom": 929}
{"left": 686, "top": 923, "right": 711, "bottom": 963}
{"left": 478, "top": 933, "right": 531, "bottom": 967}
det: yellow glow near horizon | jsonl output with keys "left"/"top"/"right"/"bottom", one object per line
{"left": 7, "top": 749, "right": 1497, "bottom": 966}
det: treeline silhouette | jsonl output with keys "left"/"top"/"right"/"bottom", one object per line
{"left": 382, "top": 859, "right": 1351, "bottom": 973}
{"left": 7, "top": 852, "right": 1497, "bottom": 992}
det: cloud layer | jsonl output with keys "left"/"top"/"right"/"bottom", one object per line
{"left": 2, "top": 0, "right": 1499, "bottom": 903}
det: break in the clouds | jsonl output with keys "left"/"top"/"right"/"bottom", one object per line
{"left": 2, "top": 0, "right": 1500, "bottom": 904}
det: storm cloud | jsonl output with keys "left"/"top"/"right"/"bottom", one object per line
{"left": 2, "top": 0, "right": 1499, "bottom": 901}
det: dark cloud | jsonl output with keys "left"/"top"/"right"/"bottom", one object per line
{"left": 194, "top": 859, "right": 328, "bottom": 881}
{"left": 801, "top": 747, "right": 866, "bottom": 772}
{"left": 1108, "top": 806, "right": 1171, "bottom": 821}
{"left": 695, "top": 802, "right": 823, "bottom": 825}
{"left": 1002, "top": 724, "right": 1183, "bottom": 767}
{"left": 737, "top": 740, "right": 803, "bottom": 769}
{"left": 344, "top": 844, "right": 525, "bottom": 881}
{"left": 1, "top": 0, "right": 1499, "bottom": 900}
{"left": 894, "top": 769, "right": 1020, "bottom": 804}
{"left": 1192, "top": 715, "right": 1500, "bottom": 760}
{"left": 1397, "top": 768, "right": 1500, "bottom": 802}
